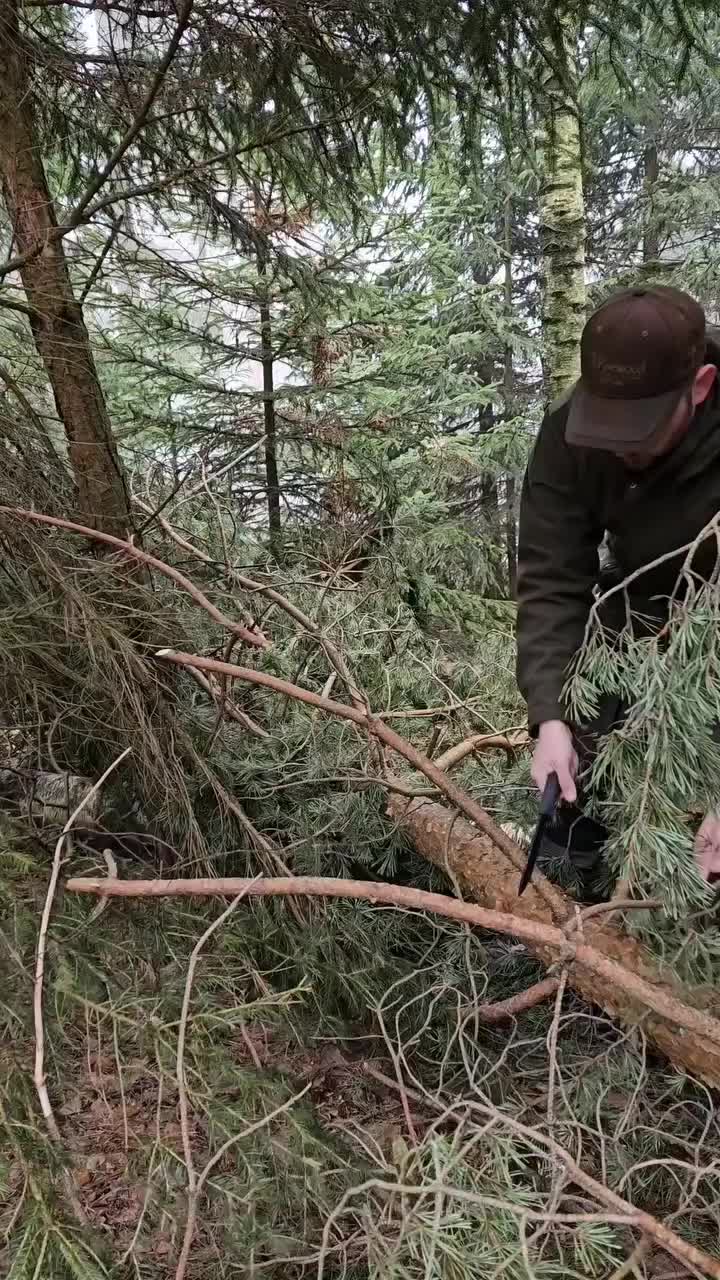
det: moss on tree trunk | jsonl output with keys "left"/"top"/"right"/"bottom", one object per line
{"left": 538, "top": 15, "right": 587, "bottom": 403}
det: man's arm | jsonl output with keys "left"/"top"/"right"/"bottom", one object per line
{"left": 516, "top": 404, "right": 604, "bottom": 736}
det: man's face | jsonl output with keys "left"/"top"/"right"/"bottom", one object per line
{"left": 615, "top": 363, "right": 717, "bottom": 471}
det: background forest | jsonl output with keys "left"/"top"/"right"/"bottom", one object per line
{"left": 3, "top": 2, "right": 720, "bottom": 1278}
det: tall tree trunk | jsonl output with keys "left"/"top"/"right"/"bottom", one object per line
{"left": 0, "top": 0, "right": 132, "bottom": 538}
{"left": 537, "top": 15, "right": 587, "bottom": 403}
{"left": 254, "top": 210, "right": 281, "bottom": 557}
{"left": 503, "top": 189, "right": 517, "bottom": 597}
{"left": 643, "top": 140, "right": 661, "bottom": 264}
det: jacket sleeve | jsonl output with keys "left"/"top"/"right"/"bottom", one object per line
{"left": 516, "top": 408, "right": 603, "bottom": 732}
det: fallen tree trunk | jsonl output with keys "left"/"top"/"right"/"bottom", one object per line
{"left": 388, "top": 794, "right": 720, "bottom": 1088}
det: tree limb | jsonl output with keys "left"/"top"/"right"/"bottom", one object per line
{"left": 0, "top": 507, "right": 268, "bottom": 650}
{"left": 434, "top": 730, "right": 530, "bottom": 771}
{"left": 64, "top": 874, "right": 720, "bottom": 1064}
{"left": 475, "top": 976, "right": 560, "bottom": 1023}
{"left": 149, "top": 647, "right": 536, "bottom": 878}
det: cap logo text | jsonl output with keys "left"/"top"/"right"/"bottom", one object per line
{"left": 592, "top": 355, "right": 648, "bottom": 381}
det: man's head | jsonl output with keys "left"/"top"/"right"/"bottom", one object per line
{"left": 565, "top": 285, "right": 717, "bottom": 470}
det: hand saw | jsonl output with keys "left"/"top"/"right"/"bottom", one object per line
{"left": 518, "top": 772, "right": 561, "bottom": 896}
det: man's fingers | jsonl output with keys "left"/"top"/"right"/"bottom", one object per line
{"left": 696, "top": 836, "right": 720, "bottom": 881}
{"left": 531, "top": 753, "right": 577, "bottom": 803}
{"left": 556, "top": 760, "right": 577, "bottom": 804}
{"left": 697, "top": 841, "right": 714, "bottom": 881}
{"left": 533, "top": 723, "right": 578, "bottom": 804}
{"left": 530, "top": 761, "right": 548, "bottom": 792}
{"left": 694, "top": 815, "right": 720, "bottom": 880}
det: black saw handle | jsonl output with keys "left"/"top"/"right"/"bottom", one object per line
{"left": 517, "top": 772, "right": 561, "bottom": 896}
{"left": 539, "top": 771, "right": 561, "bottom": 819}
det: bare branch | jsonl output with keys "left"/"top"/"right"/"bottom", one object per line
{"left": 34, "top": 747, "right": 131, "bottom": 1218}
{"left": 175, "top": 884, "right": 254, "bottom": 1280}
{"left": 434, "top": 730, "right": 530, "bottom": 771}
{"left": 0, "top": 507, "right": 269, "bottom": 650}
{"left": 70, "top": 0, "right": 194, "bottom": 227}
{"left": 64, "top": 873, "right": 720, "bottom": 1059}
{"left": 475, "top": 976, "right": 560, "bottom": 1023}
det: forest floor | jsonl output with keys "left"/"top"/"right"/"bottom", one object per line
{"left": 49, "top": 1032, "right": 409, "bottom": 1272}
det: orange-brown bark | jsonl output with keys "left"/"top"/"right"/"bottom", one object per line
{"left": 389, "top": 795, "right": 720, "bottom": 1088}
{"left": 0, "top": 0, "right": 132, "bottom": 536}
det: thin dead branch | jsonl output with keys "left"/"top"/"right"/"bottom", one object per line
{"left": 34, "top": 747, "right": 131, "bottom": 1219}
{"left": 176, "top": 1080, "right": 312, "bottom": 1280}
{"left": 0, "top": 508, "right": 268, "bottom": 649}
{"left": 175, "top": 885, "right": 254, "bottom": 1280}
{"left": 64, "top": 875, "right": 720, "bottom": 1065}
{"left": 362, "top": 1064, "right": 720, "bottom": 1280}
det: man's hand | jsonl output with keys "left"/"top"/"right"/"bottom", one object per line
{"left": 532, "top": 720, "right": 578, "bottom": 803}
{"left": 694, "top": 812, "right": 720, "bottom": 881}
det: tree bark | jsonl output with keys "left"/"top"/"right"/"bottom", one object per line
{"left": 254, "top": 206, "right": 281, "bottom": 557}
{"left": 0, "top": 0, "right": 133, "bottom": 538}
{"left": 643, "top": 141, "right": 661, "bottom": 264}
{"left": 537, "top": 14, "right": 587, "bottom": 403}
{"left": 388, "top": 795, "right": 720, "bottom": 1089}
{"left": 503, "top": 188, "right": 517, "bottom": 596}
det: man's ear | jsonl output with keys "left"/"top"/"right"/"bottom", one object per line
{"left": 692, "top": 362, "right": 717, "bottom": 406}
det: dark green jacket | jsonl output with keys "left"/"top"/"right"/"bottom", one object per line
{"left": 516, "top": 339, "right": 720, "bottom": 731}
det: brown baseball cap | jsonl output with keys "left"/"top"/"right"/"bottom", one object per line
{"left": 565, "top": 285, "right": 706, "bottom": 449}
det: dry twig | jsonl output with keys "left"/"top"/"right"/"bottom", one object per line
{"left": 33, "top": 747, "right": 131, "bottom": 1219}
{"left": 175, "top": 885, "right": 256, "bottom": 1280}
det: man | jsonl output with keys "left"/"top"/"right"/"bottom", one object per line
{"left": 516, "top": 284, "right": 720, "bottom": 890}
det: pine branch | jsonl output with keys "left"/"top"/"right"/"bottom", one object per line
{"left": 0, "top": 507, "right": 268, "bottom": 650}
{"left": 361, "top": 1064, "right": 720, "bottom": 1280}
{"left": 0, "top": 110, "right": 370, "bottom": 282}
{"left": 64, "top": 874, "right": 720, "bottom": 1066}
{"left": 69, "top": 0, "right": 194, "bottom": 227}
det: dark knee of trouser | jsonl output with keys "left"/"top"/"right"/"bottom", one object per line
{"left": 543, "top": 803, "right": 608, "bottom": 870}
